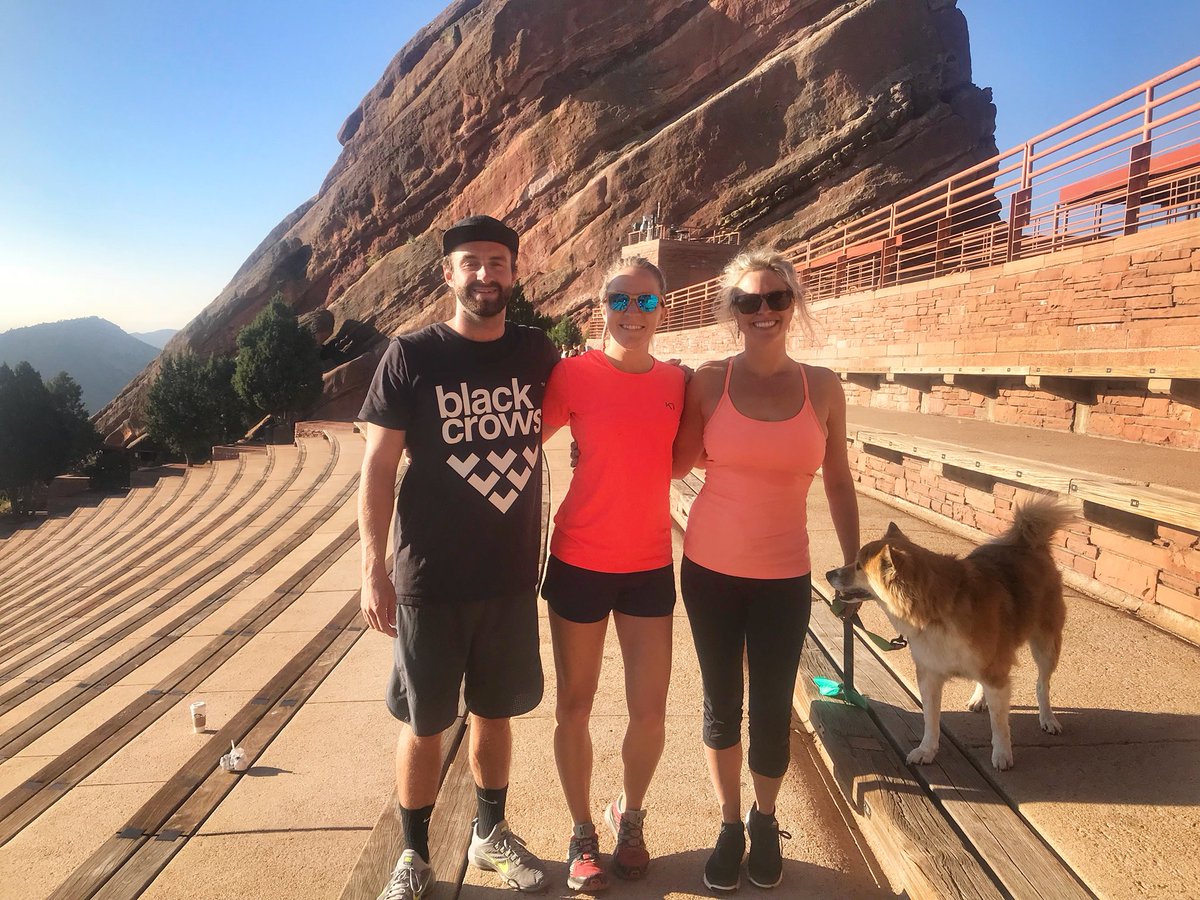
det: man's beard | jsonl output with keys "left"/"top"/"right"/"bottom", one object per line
{"left": 454, "top": 281, "right": 512, "bottom": 318}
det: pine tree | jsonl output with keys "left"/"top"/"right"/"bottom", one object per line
{"left": 546, "top": 316, "right": 583, "bottom": 350}
{"left": 232, "top": 297, "right": 324, "bottom": 423}
{"left": 0, "top": 362, "right": 82, "bottom": 513}
{"left": 145, "top": 354, "right": 247, "bottom": 465}
{"left": 506, "top": 283, "right": 555, "bottom": 331}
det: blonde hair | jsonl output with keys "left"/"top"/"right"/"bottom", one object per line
{"left": 602, "top": 255, "right": 667, "bottom": 296}
{"left": 716, "top": 250, "right": 812, "bottom": 335}
{"left": 599, "top": 255, "right": 668, "bottom": 344}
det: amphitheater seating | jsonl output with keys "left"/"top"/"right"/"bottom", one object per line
{"left": 0, "top": 424, "right": 408, "bottom": 899}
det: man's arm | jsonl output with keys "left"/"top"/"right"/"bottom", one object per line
{"left": 359, "top": 422, "right": 406, "bottom": 637}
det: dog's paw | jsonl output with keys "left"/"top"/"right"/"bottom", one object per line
{"left": 966, "top": 696, "right": 988, "bottom": 712}
{"left": 1040, "top": 713, "right": 1063, "bottom": 735}
{"left": 906, "top": 745, "right": 938, "bottom": 765}
{"left": 991, "top": 746, "right": 1014, "bottom": 771}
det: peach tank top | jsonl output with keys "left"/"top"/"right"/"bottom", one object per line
{"left": 683, "top": 361, "right": 827, "bottom": 579}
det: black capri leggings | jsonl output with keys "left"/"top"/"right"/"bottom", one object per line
{"left": 680, "top": 556, "right": 812, "bottom": 779}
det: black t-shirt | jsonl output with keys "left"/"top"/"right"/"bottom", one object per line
{"left": 358, "top": 322, "right": 559, "bottom": 605}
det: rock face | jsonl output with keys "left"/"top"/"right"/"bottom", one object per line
{"left": 98, "top": 0, "right": 995, "bottom": 435}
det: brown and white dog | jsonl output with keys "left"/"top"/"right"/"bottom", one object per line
{"left": 827, "top": 496, "right": 1074, "bottom": 770}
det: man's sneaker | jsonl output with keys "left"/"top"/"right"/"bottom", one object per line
{"left": 566, "top": 822, "right": 609, "bottom": 892}
{"left": 703, "top": 821, "right": 745, "bottom": 892}
{"left": 468, "top": 818, "right": 549, "bottom": 893}
{"left": 377, "top": 849, "right": 435, "bottom": 900}
{"left": 745, "top": 804, "right": 791, "bottom": 889}
{"left": 603, "top": 798, "right": 650, "bottom": 880}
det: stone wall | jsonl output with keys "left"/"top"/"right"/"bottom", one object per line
{"left": 850, "top": 444, "right": 1200, "bottom": 626}
{"left": 653, "top": 220, "right": 1200, "bottom": 449}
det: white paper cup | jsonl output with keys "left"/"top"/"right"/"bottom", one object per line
{"left": 189, "top": 700, "right": 207, "bottom": 733}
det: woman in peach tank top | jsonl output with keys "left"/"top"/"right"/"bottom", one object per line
{"left": 672, "top": 251, "right": 860, "bottom": 892}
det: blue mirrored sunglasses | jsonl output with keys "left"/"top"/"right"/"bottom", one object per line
{"left": 606, "top": 292, "right": 662, "bottom": 312}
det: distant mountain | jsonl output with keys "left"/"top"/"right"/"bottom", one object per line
{"left": 0, "top": 317, "right": 160, "bottom": 416}
{"left": 130, "top": 328, "right": 177, "bottom": 349}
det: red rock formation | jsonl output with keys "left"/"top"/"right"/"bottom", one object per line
{"left": 98, "top": 0, "right": 994, "bottom": 434}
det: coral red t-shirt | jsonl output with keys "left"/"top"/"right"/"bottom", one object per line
{"left": 543, "top": 350, "right": 685, "bottom": 573}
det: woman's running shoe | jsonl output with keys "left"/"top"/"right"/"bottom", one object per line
{"left": 703, "top": 821, "right": 745, "bottom": 892}
{"left": 745, "top": 804, "right": 791, "bottom": 889}
{"left": 603, "top": 798, "right": 650, "bottom": 880}
{"left": 566, "top": 822, "right": 609, "bottom": 892}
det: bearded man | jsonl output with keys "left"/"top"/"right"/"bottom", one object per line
{"left": 358, "top": 216, "right": 558, "bottom": 899}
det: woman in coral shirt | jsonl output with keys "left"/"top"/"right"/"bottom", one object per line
{"left": 541, "top": 256, "right": 685, "bottom": 893}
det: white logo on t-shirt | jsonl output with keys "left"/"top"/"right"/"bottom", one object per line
{"left": 436, "top": 379, "right": 543, "bottom": 444}
{"left": 446, "top": 445, "right": 539, "bottom": 513}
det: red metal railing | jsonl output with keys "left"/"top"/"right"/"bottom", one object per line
{"left": 589, "top": 56, "right": 1200, "bottom": 339}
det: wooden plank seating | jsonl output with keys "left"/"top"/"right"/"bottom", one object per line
{"left": 0, "top": 464, "right": 189, "bottom": 608}
{"left": 0, "top": 441, "right": 346, "bottom": 758}
{"left": 338, "top": 716, "right": 470, "bottom": 900}
{"left": 0, "top": 443, "right": 355, "bottom": 735}
{"left": 0, "top": 461, "right": 220, "bottom": 624}
{"left": 0, "top": 488, "right": 116, "bottom": 571}
{"left": 0, "top": 454, "right": 241, "bottom": 629}
{"left": 0, "top": 518, "right": 362, "bottom": 843}
{"left": 670, "top": 475, "right": 1005, "bottom": 899}
{"left": 0, "top": 448, "right": 287, "bottom": 682}
{"left": 0, "top": 468, "right": 172, "bottom": 571}
{"left": 0, "top": 442, "right": 319, "bottom": 663}
{"left": 853, "top": 429, "right": 1087, "bottom": 494}
{"left": 852, "top": 428, "right": 1200, "bottom": 535}
{"left": 806, "top": 601, "right": 1092, "bottom": 900}
{"left": 45, "top": 591, "right": 369, "bottom": 899}
{"left": 672, "top": 473, "right": 1093, "bottom": 899}
{"left": 339, "top": 449, "right": 554, "bottom": 899}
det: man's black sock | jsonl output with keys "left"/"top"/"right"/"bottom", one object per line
{"left": 400, "top": 803, "right": 434, "bottom": 862}
{"left": 475, "top": 784, "right": 508, "bottom": 838}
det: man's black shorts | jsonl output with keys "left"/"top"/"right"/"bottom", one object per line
{"left": 541, "top": 554, "right": 676, "bottom": 624}
{"left": 387, "top": 589, "right": 542, "bottom": 736}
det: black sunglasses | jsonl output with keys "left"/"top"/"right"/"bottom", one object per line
{"left": 731, "top": 289, "right": 794, "bottom": 314}
{"left": 606, "top": 292, "right": 662, "bottom": 312}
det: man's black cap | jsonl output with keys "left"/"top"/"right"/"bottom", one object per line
{"left": 442, "top": 215, "right": 519, "bottom": 259}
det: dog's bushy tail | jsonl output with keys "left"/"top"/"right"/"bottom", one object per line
{"left": 1002, "top": 495, "right": 1076, "bottom": 549}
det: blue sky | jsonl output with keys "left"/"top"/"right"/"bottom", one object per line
{"left": 0, "top": 1, "right": 1197, "bottom": 333}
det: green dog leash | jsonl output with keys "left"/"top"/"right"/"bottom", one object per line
{"left": 812, "top": 591, "right": 907, "bottom": 710}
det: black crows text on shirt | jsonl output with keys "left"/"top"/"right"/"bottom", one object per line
{"left": 358, "top": 322, "right": 558, "bottom": 605}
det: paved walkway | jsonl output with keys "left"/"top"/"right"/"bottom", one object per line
{"left": 459, "top": 431, "right": 890, "bottom": 898}
{"left": 807, "top": 476, "right": 1200, "bottom": 900}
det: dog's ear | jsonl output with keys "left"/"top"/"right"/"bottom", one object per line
{"left": 879, "top": 543, "right": 905, "bottom": 572}
{"left": 884, "top": 521, "right": 906, "bottom": 540}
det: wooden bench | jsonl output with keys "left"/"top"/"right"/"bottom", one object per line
{"left": 852, "top": 428, "right": 1200, "bottom": 535}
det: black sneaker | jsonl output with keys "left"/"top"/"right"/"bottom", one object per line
{"left": 745, "top": 804, "right": 791, "bottom": 889}
{"left": 703, "top": 821, "right": 745, "bottom": 892}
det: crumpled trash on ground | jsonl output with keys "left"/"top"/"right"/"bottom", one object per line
{"left": 220, "top": 741, "right": 249, "bottom": 772}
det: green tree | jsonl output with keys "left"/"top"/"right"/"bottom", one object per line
{"left": 0, "top": 362, "right": 81, "bottom": 514}
{"left": 546, "top": 316, "right": 583, "bottom": 350}
{"left": 232, "top": 297, "right": 323, "bottom": 423}
{"left": 45, "top": 371, "right": 102, "bottom": 471}
{"left": 506, "top": 282, "right": 555, "bottom": 331}
{"left": 145, "top": 353, "right": 247, "bottom": 465}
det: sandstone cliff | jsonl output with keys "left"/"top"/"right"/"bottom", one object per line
{"left": 98, "top": 0, "right": 995, "bottom": 435}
